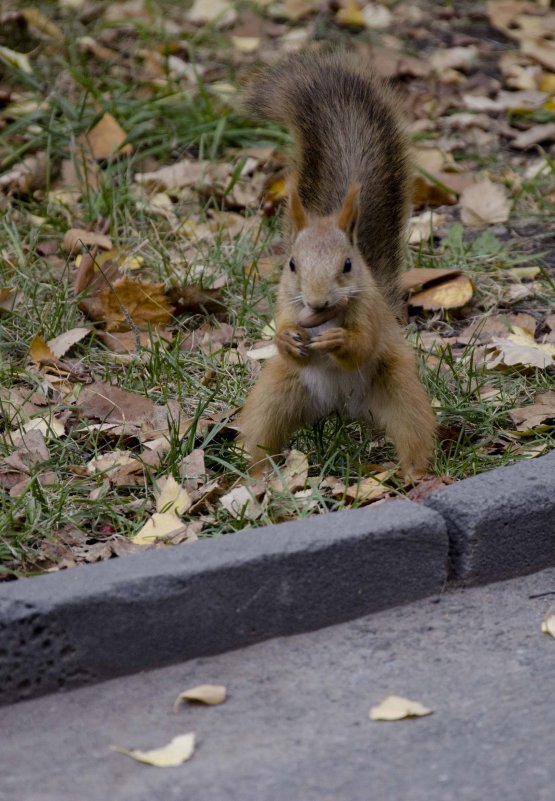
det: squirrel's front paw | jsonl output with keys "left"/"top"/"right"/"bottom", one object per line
{"left": 276, "top": 327, "right": 311, "bottom": 362}
{"left": 309, "top": 327, "right": 347, "bottom": 353}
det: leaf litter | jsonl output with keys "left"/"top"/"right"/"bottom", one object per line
{"left": 1, "top": 0, "right": 555, "bottom": 577}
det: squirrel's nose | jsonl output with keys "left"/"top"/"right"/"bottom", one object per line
{"left": 306, "top": 300, "right": 330, "bottom": 312}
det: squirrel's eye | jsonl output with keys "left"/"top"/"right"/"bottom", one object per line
{"left": 289, "top": 257, "right": 296, "bottom": 272}
{"left": 343, "top": 258, "right": 352, "bottom": 273}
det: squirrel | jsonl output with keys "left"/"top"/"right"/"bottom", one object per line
{"left": 238, "top": 50, "right": 437, "bottom": 477}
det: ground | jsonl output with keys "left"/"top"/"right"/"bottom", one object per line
{"left": 0, "top": 0, "right": 554, "bottom": 576}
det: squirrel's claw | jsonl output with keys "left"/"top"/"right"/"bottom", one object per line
{"left": 309, "top": 327, "right": 347, "bottom": 353}
{"left": 277, "top": 327, "right": 311, "bottom": 362}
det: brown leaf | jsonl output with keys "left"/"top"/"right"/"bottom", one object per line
{"left": 0, "top": 152, "right": 48, "bottom": 194}
{"left": 167, "top": 285, "right": 225, "bottom": 318}
{"left": 46, "top": 328, "right": 91, "bottom": 359}
{"left": 407, "top": 475, "right": 453, "bottom": 502}
{"left": 400, "top": 268, "right": 462, "bottom": 293}
{"left": 460, "top": 179, "right": 512, "bottom": 227}
{"left": 179, "top": 448, "right": 207, "bottom": 491}
{"left": 64, "top": 228, "right": 113, "bottom": 255}
{"left": 2, "top": 429, "right": 50, "bottom": 474}
{"left": 134, "top": 159, "right": 206, "bottom": 191}
{"left": 0, "top": 287, "right": 22, "bottom": 313}
{"left": 512, "top": 122, "right": 555, "bottom": 149}
{"left": 508, "top": 391, "right": 555, "bottom": 432}
{"left": 85, "top": 113, "right": 133, "bottom": 160}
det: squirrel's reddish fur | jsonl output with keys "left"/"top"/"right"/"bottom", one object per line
{"left": 238, "top": 50, "right": 436, "bottom": 476}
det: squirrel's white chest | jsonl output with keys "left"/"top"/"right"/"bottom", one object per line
{"left": 301, "top": 362, "right": 371, "bottom": 419}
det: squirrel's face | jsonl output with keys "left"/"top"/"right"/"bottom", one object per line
{"left": 285, "top": 223, "right": 363, "bottom": 314}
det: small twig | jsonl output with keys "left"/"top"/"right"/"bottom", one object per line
{"left": 529, "top": 591, "right": 555, "bottom": 599}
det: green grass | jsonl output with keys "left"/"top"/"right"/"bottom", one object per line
{"left": 0, "top": 1, "right": 554, "bottom": 577}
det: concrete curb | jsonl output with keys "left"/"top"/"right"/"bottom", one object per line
{"left": 0, "top": 450, "right": 553, "bottom": 706}
{"left": 424, "top": 449, "right": 555, "bottom": 585}
{"left": 0, "top": 500, "right": 447, "bottom": 706}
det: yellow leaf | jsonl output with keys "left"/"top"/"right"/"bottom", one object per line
{"left": 29, "top": 335, "right": 56, "bottom": 364}
{"left": 409, "top": 274, "right": 473, "bottom": 310}
{"left": 133, "top": 512, "right": 188, "bottom": 544}
{"left": 20, "top": 8, "right": 64, "bottom": 40}
{"left": 154, "top": 475, "right": 192, "bottom": 515}
{"left": 231, "top": 36, "right": 260, "bottom": 53}
{"left": 174, "top": 684, "right": 227, "bottom": 711}
{"left": 85, "top": 113, "right": 132, "bottom": 160}
{"left": 219, "top": 486, "right": 262, "bottom": 520}
{"left": 246, "top": 343, "right": 278, "bottom": 361}
{"left": 336, "top": 0, "right": 365, "bottom": 27}
{"left": 22, "top": 416, "right": 65, "bottom": 440}
{"left": 369, "top": 695, "right": 433, "bottom": 721}
{"left": 541, "top": 611, "right": 555, "bottom": 638}
{"left": 87, "top": 450, "right": 139, "bottom": 475}
{"left": 111, "top": 733, "right": 195, "bottom": 767}
{"left": 345, "top": 473, "right": 389, "bottom": 502}
{"left": 0, "top": 45, "right": 33, "bottom": 74}
{"left": 486, "top": 329, "right": 555, "bottom": 370}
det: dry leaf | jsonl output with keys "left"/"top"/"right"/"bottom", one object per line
{"left": 174, "top": 684, "right": 227, "bottom": 711}
{"left": 15, "top": 416, "right": 65, "bottom": 442}
{"left": 486, "top": 329, "right": 555, "bottom": 370}
{"left": 111, "top": 733, "right": 195, "bottom": 767}
{"left": 46, "top": 328, "right": 91, "bottom": 359}
{"left": 345, "top": 474, "right": 389, "bottom": 503}
{"left": 132, "top": 512, "right": 189, "bottom": 544}
{"left": 460, "top": 179, "right": 511, "bottom": 227}
{"left": 369, "top": 695, "right": 433, "bottom": 721}
{"left": 2, "top": 429, "right": 49, "bottom": 474}
{"left": 410, "top": 274, "right": 473, "bottom": 310}
{"left": 336, "top": 0, "right": 365, "bottom": 27}
{"left": 186, "top": 0, "right": 237, "bottom": 26}
{"left": 408, "top": 211, "right": 448, "bottom": 244}
{"left": 154, "top": 475, "right": 192, "bottom": 515}
{"left": 0, "top": 152, "right": 48, "bottom": 194}
{"left": 269, "top": 449, "right": 308, "bottom": 493}
{"left": 135, "top": 159, "right": 206, "bottom": 191}
{"left": 179, "top": 449, "right": 206, "bottom": 491}
{"left": 541, "top": 610, "right": 555, "bottom": 638}
{"left": 85, "top": 113, "right": 132, "bottom": 160}
{"left": 87, "top": 450, "right": 140, "bottom": 475}
{"left": 64, "top": 228, "right": 113, "bottom": 254}
{"left": 400, "top": 268, "right": 462, "bottom": 293}
{"left": 246, "top": 343, "right": 278, "bottom": 361}
{"left": 0, "top": 287, "right": 21, "bottom": 313}
{"left": 508, "top": 391, "right": 555, "bottom": 431}
{"left": 0, "top": 45, "right": 33, "bottom": 74}
{"left": 512, "top": 122, "right": 555, "bottom": 149}
{"left": 219, "top": 485, "right": 262, "bottom": 519}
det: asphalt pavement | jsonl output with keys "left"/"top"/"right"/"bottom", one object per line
{"left": 2, "top": 566, "right": 555, "bottom": 801}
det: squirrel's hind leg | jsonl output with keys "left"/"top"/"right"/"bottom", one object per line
{"left": 238, "top": 359, "right": 313, "bottom": 476}
{"left": 368, "top": 345, "right": 437, "bottom": 478}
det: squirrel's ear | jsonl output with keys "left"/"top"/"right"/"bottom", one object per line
{"left": 289, "top": 183, "right": 307, "bottom": 234}
{"left": 337, "top": 183, "right": 360, "bottom": 242}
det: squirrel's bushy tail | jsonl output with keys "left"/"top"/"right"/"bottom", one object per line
{"left": 245, "top": 49, "right": 411, "bottom": 304}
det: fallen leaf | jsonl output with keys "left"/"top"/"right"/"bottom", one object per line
{"left": 179, "top": 449, "right": 207, "bottom": 491}
{"left": 508, "top": 391, "right": 555, "bottom": 431}
{"left": 345, "top": 473, "right": 390, "bottom": 503}
{"left": 0, "top": 152, "right": 48, "bottom": 194}
{"left": 0, "top": 45, "right": 33, "bottom": 74}
{"left": 63, "top": 228, "right": 113, "bottom": 255}
{"left": 246, "top": 343, "right": 278, "bottom": 361}
{"left": 87, "top": 450, "right": 141, "bottom": 476}
{"left": 174, "top": 684, "right": 227, "bottom": 711}
{"left": 541, "top": 610, "right": 555, "bottom": 638}
{"left": 336, "top": 0, "right": 365, "bottom": 28}
{"left": 400, "top": 268, "right": 462, "bottom": 293}
{"left": 19, "top": 416, "right": 65, "bottom": 441}
{"left": 111, "top": 733, "right": 195, "bottom": 767}
{"left": 269, "top": 449, "right": 308, "bottom": 493}
{"left": 369, "top": 695, "right": 433, "bottom": 721}
{"left": 132, "top": 512, "right": 190, "bottom": 544}
{"left": 134, "top": 159, "right": 206, "bottom": 191}
{"left": 2, "top": 429, "right": 49, "bottom": 474}
{"left": 85, "top": 112, "right": 132, "bottom": 160}
{"left": 219, "top": 485, "right": 263, "bottom": 519}
{"left": 186, "top": 0, "right": 237, "bottom": 26}
{"left": 512, "top": 122, "right": 555, "bottom": 149}
{"left": 0, "top": 287, "right": 21, "bottom": 313}
{"left": 154, "top": 475, "right": 192, "bottom": 515}
{"left": 486, "top": 329, "right": 555, "bottom": 370}
{"left": 408, "top": 211, "right": 448, "bottom": 244}
{"left": 460, "top": 179, "right": 512, "bottom": 227}
{"left": 46, "top": 328, "right": 91, "bottom": 359}
{"left": 410, "top": 274, "right": 474, "bottom": 310}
